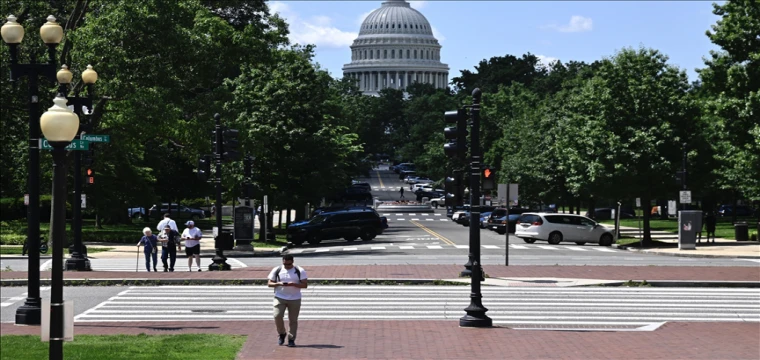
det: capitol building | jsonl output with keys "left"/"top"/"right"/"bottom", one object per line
{"left": 342, "top": 0, "right": 449, "bottom": 96}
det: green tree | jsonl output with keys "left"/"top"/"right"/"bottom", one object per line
{"left": 697, "top": 0, "right": 760, "bottom": 204}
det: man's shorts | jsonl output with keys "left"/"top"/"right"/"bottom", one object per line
{"left": 185, "top": 245, "right": 200, "bottom": 256}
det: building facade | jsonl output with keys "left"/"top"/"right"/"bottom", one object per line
{"left": 342, "top": 0, "right": 449, "bottom": 96}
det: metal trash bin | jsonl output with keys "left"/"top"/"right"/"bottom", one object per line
{"left": 734, "top": 222, "right": 749, "bottom": 241}
{"left": 215, "top": 228, "right": 235, "bottom": 250}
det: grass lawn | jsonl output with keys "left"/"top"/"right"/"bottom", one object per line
{"left": 0, "top": 334, "right": 246, "bottom": 360}
{"left": 600, "top": 217, "right": 759, "bottom": 240}
{"left": 252, "top": 234, "right": 289, "bottom": 249}
{"left": 0, "top": 246, "right": 114, "bottom": 255}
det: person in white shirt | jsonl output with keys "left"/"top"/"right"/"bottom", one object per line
{"left": 267, "top": 254, "right": 308, "bottom": 347}
{"left": 156, "top": 213, "right": 178, "bottom": 233}
{"left": 181, "top": 220, "right": 203, "bottom": 271}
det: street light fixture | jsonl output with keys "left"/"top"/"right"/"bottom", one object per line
{"left": 40, "top": 96, "right": 79, "bottom": 360}
{"left": 57, "top": 64, "right": 98, "bottom": 271}
{"left": 2, "top": 13, "right": 62, "bottom": 326}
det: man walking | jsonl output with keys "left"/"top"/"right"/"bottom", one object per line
{"left": 156, "top": 213, "right": 178, "bottom": 233}
{"left": 267, "top": 254, "right": 308, "bottom": 347}
{"left": 182, "top": 220, "right": 203, "bottom": 271}
{"left": 158, "top": 225, "right": 181, "bottom": 272}
{"left": 399, "top": 187, "right": 405, "bottom": 199}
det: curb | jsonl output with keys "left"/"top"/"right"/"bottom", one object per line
{"left": 613, "top": 244, "right": 760, "bottom": 259}
{"left": 0, "top": 250, "right": 283, "bottom": 260}
{"left": 2, "top": 278, "right": 758, "bottom": 287}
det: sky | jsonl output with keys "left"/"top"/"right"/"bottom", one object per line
{"left": 267, "top": 1, "right": 724, "bottom": 83}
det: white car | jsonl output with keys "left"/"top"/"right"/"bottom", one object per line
{"left": 515, "top": 213, "right": 616, "bottom": 246}
{"left": 429, "top": 196, "right": 445, "bottom": 207}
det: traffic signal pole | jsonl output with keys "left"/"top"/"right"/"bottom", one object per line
{"left": 209, "top": 113, "right": 230, "bottom": 271}
{"left": 460, "top": 88, "right": 491, "bottom": 328}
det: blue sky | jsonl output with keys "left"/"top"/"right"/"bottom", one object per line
{"left": 268, "top": 1, "right": 724, "bottom": 83}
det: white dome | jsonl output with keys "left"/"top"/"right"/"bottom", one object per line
{"left": 359, "top": 0, "right": 434, "bottom": 36}
{"left": 343, "top": 0, "right": 449, "bottom": 96}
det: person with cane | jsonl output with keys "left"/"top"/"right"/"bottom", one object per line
{"left": 136, "top": 227, "right": 158, "bottom": 272}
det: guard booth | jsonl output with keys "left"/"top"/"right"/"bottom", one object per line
{"left": 678, "top": 210, "right": 702, "bottom": 250}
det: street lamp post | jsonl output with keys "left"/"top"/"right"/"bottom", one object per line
{"left": 2, "top": 14, "right": 63, "bottom": 326}
{"left": 40, "top": 95, "right": 80, "bottom": 360}
{"left": 460, "top": 88, "right": 492, "bottom": 328}
{"left": 57, "top": 64, "right": 98, "bottom": 271}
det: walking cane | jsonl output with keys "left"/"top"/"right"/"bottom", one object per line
{"left": 136, "top": 246, "right": 140, "bottom": 272}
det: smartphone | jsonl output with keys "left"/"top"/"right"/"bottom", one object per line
{"left": 282, "top": 282, "right": 290, "bottom": 285}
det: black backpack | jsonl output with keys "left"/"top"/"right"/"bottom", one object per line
{"left": 274, "top": 266, "right": 301, "bottom": 282}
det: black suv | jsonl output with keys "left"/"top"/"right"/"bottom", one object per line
{"left": 287, "top": 209, "right": 385, "bottom": 246}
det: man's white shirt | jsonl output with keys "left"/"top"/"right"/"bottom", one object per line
{"left": 182, "top": 227, "right": 203, "bottom": 248}
{"left": 156, "top": 218, "right": 178, "bottom": 232}
{"left": 268, "top": 266, "right": 308, "bottom": 300}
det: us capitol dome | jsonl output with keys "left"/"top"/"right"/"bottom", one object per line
{"left": 342, "top": 0, "right": 449, "bottom": 96}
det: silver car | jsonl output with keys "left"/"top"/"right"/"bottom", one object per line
{"left": 515, "top": 213, "right": 616, "bottom": 246}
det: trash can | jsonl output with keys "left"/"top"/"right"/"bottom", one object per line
{"left": 734, "top": 222, "right": 749, "bottom": 241}
{"left": 215, "top": 228, "right": 235, "bottom": 250}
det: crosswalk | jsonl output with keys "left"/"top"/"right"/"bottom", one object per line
{"left": 74, "top": 286, "right": 760, "bottom": 330}
{"left": 287, "top": 243, "right": 623, "bottom": 254}
{"left": 39, "top": 258, "right": 248, "bottom": 272}
{"left": 383, "top": 213, "right": 447, "bottom": 222}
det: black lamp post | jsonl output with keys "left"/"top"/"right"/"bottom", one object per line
{"left": 209, "top": 113, "right": 231, "bottom": 271}
{"left": 2, "top": 14, "right": 63, "bottom": 326}
{"left": 40, "top": 95, "right": 80, "bottom": 360}
{"left": 57, "top": 64, "right": 98, "bottom": 271}
{"left": 460, "top": 88, "right": 492, "bottom": 328}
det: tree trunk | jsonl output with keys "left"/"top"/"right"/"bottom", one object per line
{"left": 731, "top": 191, "right": 738, "bottom": 225}
{"left": 286, "top": 208, "right": 292, "bottom": 227}
{"left": 587, "top": 196, "right": 596, "bottom": 220}
{"left": 658, "top": 198, "right": 669, "bottom": 220}
{"left": 576, "top": 199, "right": 581, "bottom": 215}
{"left": 569, "top": 202, "right": 574, "bottom": 214}
{"left": 641, "top": 193, "right": 653, "bottom": 246}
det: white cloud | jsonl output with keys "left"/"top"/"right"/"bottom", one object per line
{"left": 268, "top": 1, "right": 357, "bottom": 49}
{"left": 544, "top": 15, "right": 593, "bottom": 33}
{"left": 432, "top": 26, "right": 445, "bottom": 42}
{"left": 409, "top": 1, "right": 427, "bottom": 10}
{"left": 537, "top": 55, "right": 560, "bottom": 67}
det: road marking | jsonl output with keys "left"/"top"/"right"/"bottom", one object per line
{"left": 454, "top": 245, "right": 469, "bottom": 249}
{"left": 343, "top": 247, "right": 358, "bottom": 251}
{"left": 427, "top": 245, "right": 443, "bottom": 249}
{"left": 371, "top": 246, "right": 386, "bottom": 250}
{"left": 227, "top": 258, "right": 248, "bottom": 268}
{"left": 425, "top": 219, "right": 434, "bottom": 221}
{"left": 315, "top": 248, "right": 330, "bottom": 253}
{"left": 563, "top": 247, "right": 588, "bottom": 251}
{"left": 399, "top": 246, "right": 414, "bottom": 250}
{"left": 440, "top": 219, "right": 448, "bottom": 221}
{"left": 397, "top": 218, "right": 405, "bottom": 221}
{"left": 0, "top": 287, "right": 49, "bottom": 308}
{"left": 40, "top": 259, "right": 52, "bottom": 271}
{"left": 395, "top": 214, "right": 403, "bottom": 216}
{"left": 595, "top": 248, "right": 617, "bottom": 252}
{"left": 410, "top": 220, "right": 456, "bottom": 246}
{"left": 376, "top": 170, "right": 384, "bottom": 188}
{"left": 412, "top": 218, "right": 420, "bottom": 221}
{"left": 382, "top": 213, "right": 390, "bottom": 216}
{"left": 737, "top": 259, "right": 760, "bottom": 263}
{"left": 511, "top": 245, "right": 529, "bottom": 249}
{"left": 435, "top": 214, "right": 442, "bottom": 216}
{"left": 537, "top": 245, "right": 559, "bottom": 250}
{"left": 483, "top": 245, "right": 499, "bottom": 249}
{"left": 289, "top": 249, "right": 303, "bottom": 254}
{"left": 409, "top": 213, "right": 416, "bottom": 216}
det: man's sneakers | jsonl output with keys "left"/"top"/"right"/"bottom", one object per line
{"left": 278, "top": 334, "right": 286, "bottom": 346}
{"left": 287, "top": 339, "right": 296, "bottom": 347}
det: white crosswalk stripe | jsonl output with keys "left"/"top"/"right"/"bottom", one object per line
{"left": 287, "top": 244, "right": 621, "bottom": 254}
{"left": 75, "top": 286, "right": 760, "bottom": 328}
{"left": 63, "top": 258, "right": 247, "bottom": 272}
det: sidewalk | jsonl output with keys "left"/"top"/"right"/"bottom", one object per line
{"left": 1, "top": 320, "right": 758, "bottom": 359}
{"left": 613, "top": 225, "right": 760, "bottom": 258}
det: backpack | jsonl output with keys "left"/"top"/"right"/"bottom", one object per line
{"left": 274, "top": 266, "right": 301, "bottom": 282}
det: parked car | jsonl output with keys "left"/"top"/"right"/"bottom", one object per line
{"left": 717, "top": 205, "right": 756, "bottom": 217}
{"left": 480, "top": 212, "right": 492, "bottom": 229}
{"left": 351, "top": 181, "right": 372, "bottom": 192}
{"left": 515, "top": 213, "right": 615, "bottom": 246}
{"left": 488, "top": 208, "right": 531, "bottom": 234}
{"left": 429, "top": 196, "right": 446, "bottom": 208}
{"left": 456, "top": 206, "right": 496, "bottom": 226}
{"left": 286, "top": 209, "right": 385, "bottom": 246}
{"left": 148, "top": 203, "right": 206, "bottom": 220}
{"left": 128, "top": 207, "right": 146, "bottom": 219}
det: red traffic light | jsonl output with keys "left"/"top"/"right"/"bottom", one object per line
{"left": 86, "top": 168, "right": 93, "bottom": 176}
{"left": 484, "top": 169, "right": 492, "bottom": 178}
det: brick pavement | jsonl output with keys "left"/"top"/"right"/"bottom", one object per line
{"left": 2, "top": 265, "right": 759, "bottom": 282}
{"left": 1, "top": 320, "right": 758, "bottom": 359}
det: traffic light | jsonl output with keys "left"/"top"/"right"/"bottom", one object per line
{"left": 444, "top": 108, "right": 467, "bottom": 159}
{"left": 243, "top": 156, "right": 253, "bottom": 179}
{"left": 86, "top": 168, "right": 94, "bottom": 185}
{"left": 222, "top": 128, "right": 240, "bottom": 161}
{"left": 482, "top": 166, "right": 495, "bottom": 190}
{"left": 197, "top": 155, "right": 212, "bottom": 181}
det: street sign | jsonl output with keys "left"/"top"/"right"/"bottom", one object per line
{"left": 263, "top": 195, "right": 269, "bottom": 213}
{"left": 636, "top": 198, "right": 641, "bottom": 208}
{"left": 39, "top": 139, "right": 89, "bottom": 151}
{"left": 679, "top": 191, "right": 692, "bottom": 204}
{"left": 81, "top": 194, "right": 86, "bottom": 209}
{"left": 80, "top": 134, "right": 110, "bottom": 143}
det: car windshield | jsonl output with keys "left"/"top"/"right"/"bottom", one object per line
{"left": 308, "top": 215, "right": 328, "bottom": 224}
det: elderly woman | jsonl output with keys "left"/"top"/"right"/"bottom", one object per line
{"left": 136, "top": 227, "right": 159, "bottom": 272}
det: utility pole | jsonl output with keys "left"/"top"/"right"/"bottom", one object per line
{"left": 681, "top": 143, "right": 687, "bottom": 211}
{"left": 209, "top": 113, "right": 231, "bottom": 271}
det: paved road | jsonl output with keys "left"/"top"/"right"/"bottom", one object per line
{"left": 1, "top": 286, "right": 125, "bottom": 323}
{"left": 67, "top": 285, "right": 760, "bottom": 330}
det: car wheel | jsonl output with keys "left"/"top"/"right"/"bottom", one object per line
{"left": 575, "top": 242, "right": 586, "bottom": 246}
{"left": 522, "top": 238, "right": 536, "bottom": 244}
{"left": 548, "top": 232, "right": 563, "bottom": 245}
{"left": 496, "top": 229, "right": 506, "bottom": 235}
{"left": 307, "top": 234, "right": 322, "bottom": 245}
{"left": 360, "top": 228, "right": 375, "bottom": 241}
{"left": 345, "top": 236, "right": 358, "bottom": 242}
{"left": 599, "top": 234, "right": 613, "bottom": 247}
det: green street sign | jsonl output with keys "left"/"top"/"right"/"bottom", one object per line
{"left": 39, "top": 139, "right": 90, "bottom": 151}
{"left": 81, "top": 134, "right": 110, "bottom": 143}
